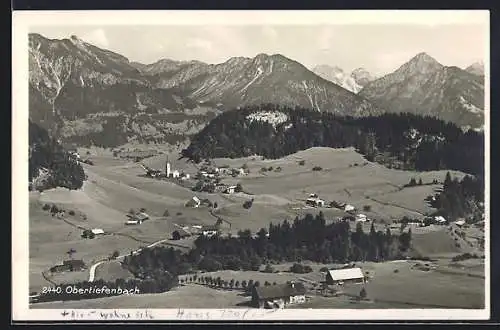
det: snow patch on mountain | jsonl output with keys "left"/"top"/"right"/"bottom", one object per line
{"left": 240, "top": 67, "right": 264, "bottom": 93}
{"left": 312, "top": 65, "right": 363, "bottom": 93}
{"left": 459, "top": 96, "right": 482, "bottom": 114}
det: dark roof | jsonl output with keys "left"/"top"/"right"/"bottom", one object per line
{"left": 175, "top": 228, "right": 191, "bottom": 237}
{"left": 63, "top": 259, "right": 85, "bottom": 267}
{"left": 202, "top": 225, "right": 218, "bottom": 231}
{"left": 253, "top": 282, "right": 306, "bottom": 300}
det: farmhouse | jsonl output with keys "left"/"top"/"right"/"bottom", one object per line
{"left": 91, "top": 228, "right": 105, "bottom": 235}
{"left": 344, "top": 204, "right": 356, "bottom": 212}
{"left": 186, "top": 196, "right": 201, "bottom": 208}
{"left": 172, "top": 228, "right": 192, "bottom": 240}
{"left": 201, "top": 225, "right": 219, "bottom": 237}
{"left": 306, "top": 197, "right": 325, "bottom": 208}
{"left": 126, "top": 212, "right": 150, "bottom": 225}
{"left": 325, "top": 267, "right": 366, "bottom": 286}
{"left": 434, "top": 216, "right": 447, "bottom": 224}
{"left": 224, "top": 185, "right": 238, "bottom": 194}
{"left": 355, "top": 214, "right": 368, "bottom": 222}
{"left": 50, "top": 259, "right": 86, "bottom": 273}
{"left": 251, "top": 282, "right": 307, "bottom": 309}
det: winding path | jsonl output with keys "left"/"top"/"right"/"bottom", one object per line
{"left": 87, "top": 237, "right": 190, "bottom": 282}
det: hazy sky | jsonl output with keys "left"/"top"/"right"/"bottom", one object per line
{"left": 31, "top": 24, "right": 486, "bottom": 76}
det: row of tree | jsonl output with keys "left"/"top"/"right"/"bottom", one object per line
{"left": 182, "top": 104, "right": 483, "bottom": 176}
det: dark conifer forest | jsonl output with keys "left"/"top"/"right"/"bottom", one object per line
{"left": 428, "top": 172, "right": 484, "bottom": 222}
{"left": 29, "top": 120, "right": 86, "bottom": 190}
{"left": 182, "top": 104, "right": 484, "bottom": 177}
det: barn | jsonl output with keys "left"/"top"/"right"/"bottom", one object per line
{"left": 251, "top": 282, "right": 307, "bottom": 309}
{"left": 325, "top": 267, "right": 365, "bottom": 285}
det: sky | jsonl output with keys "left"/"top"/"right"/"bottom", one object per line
{"left": 31, "top": 24, "right": 486, "bottom": 76}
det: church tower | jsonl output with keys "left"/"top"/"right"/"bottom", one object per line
{"left": 165, "top": 156, "right": 171, "bottom": 178}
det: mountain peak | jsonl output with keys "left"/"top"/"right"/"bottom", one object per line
{"left": 397, "top": 52, "right": 443, "bottom": 75}
{"left": 465, "top": 61, "right": 484, "bottom": 76}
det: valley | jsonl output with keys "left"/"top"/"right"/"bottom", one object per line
{"left": 29, "top": 147, "right": 485, "bottom": 309}
{"left": 23, "top": 27, "right": 487, "bottom": 314}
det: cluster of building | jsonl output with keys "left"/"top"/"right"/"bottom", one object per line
{"left": 172, "top": 218, "right": 232, "bottom": 240}
{"left": 251, "top": 267, "right": 367, "bottom": 309}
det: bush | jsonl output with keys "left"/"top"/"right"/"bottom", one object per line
{"left": 260, "top": 167, "right": 268, "bottom": 172}
{"left": 290, "top": 263, "right": 312, "bottom": 274}
{"left": 298, "top": 160, "right": 305, "bottom": 166}
{"left": 394, "top": 269, "right": 399, "bottom": 273}
{"left": 312, "top": 166, "right": 322, "bottom": 171}
{"left": 176, "top": 212, "right": 183, "bottom": 216}
{"left": 320, "top": 266, "right": 329, "bottom": 272}
{"left": 110, "top": 250, "right": 119, "bottom": 259}
{"left": 42, "top": 204, "right": 51, "bottom": 211}
{"left": 50, "top": 204, "right": 59, "bottom": 214}
{"left": 363, "top": 205, "right": 371, "bottom": 212}
{"left": 243, "top": 199, "right": 254, "bottom": 209}
{"left": 68, "top": 210, "right": 75, "bottom": 216}
{"left": 163, "top": 209, "right": 170, "bottom": 217}
{"left": 275, "top": 167, "right": 282, "bottom": 172}
{"left": 267, "top": 166, "right": 273, "bottom": 171}
{"left": 263, "top": 264, "right": 274, "bottom": 273}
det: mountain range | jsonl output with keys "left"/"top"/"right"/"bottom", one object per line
{"left": 28, "top": 33, "right": 485, "bottom": 149}
{"left": 358, "top": 52, "right": 485, "bottom": 129}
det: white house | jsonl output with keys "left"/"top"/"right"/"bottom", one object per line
{"left": 454, "top": 219, "right": 466, "bottom": 227}
{"left": 356, "top": 214, "right": 368, "bottom": 222}
{"left": 306, "top": 197, "right": 325, "bottom": 208}
{"left": 325, "top": 267, "right": 366, "bottom": 285}
{"left": 91, "top": 228, "right": 104, "bottom": 235}
{"left": 344, "top": 204, "right": 356, "bottom": 212}
{"left": 252, "top": 282, "right": 306, "bottom": 309}
{"left": 172, "top": 170, "right": 180, "bottom": 178}
{"left": 224, "top": 185, "right": 238, "bottom": 194}
{"left": 201, "top": 225, "right": 219, "bottom": 237}
{"left": 434, "top": 216, "right": 447, "bottom": 224}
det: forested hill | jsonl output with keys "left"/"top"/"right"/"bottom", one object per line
{"left": 182, "top": 104, "right": 484, "bottom": 176}
{"left": 29, "top": 120, "right": 86, "bottom": 191}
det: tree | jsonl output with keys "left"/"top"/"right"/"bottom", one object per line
{"left": 235, "top": 280, "right": 240, "bottom": 289}
{"left": 242, "top": 280, "right": 248, "bottom": 289}
{"left": 235, "top": 183, "right": 243, "bottom": 193}
{"left": 263, "top": 263, "right": 274, "bottom": 273}
{"left": 110, "top": 250, "right": 119, "bottom": 259}
{"left": 418, "top": 178, "right": 423, "bottom": 185}
{"left": 254, "top": 281, "right": 260, "bottom": 288}
{"left": 229, "top": 279, "right": 235, "bottom": 289}
{"left": 264, "top": 281, "right": 270, "bottom": 286}
{"left": 172, "top": 231, "right": 181, "bottom": 240}
{"left": 359, "top": 287, "right": 367, "bottom": 299}
{"left": 163, "top": 209, "right": 170, "bottom": 217}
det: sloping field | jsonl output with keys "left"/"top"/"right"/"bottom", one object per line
{"left": 94, "top": 261, "right": 135, "bottom": 282}
{"left": 411, "top": 226, "right": 478, "bottom": 257}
